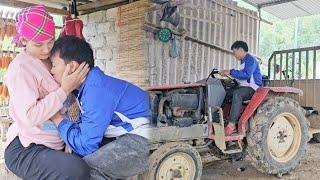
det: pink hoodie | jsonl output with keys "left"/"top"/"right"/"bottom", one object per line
{"left": 4, "top": 50, "right": 66, "bottom": 150}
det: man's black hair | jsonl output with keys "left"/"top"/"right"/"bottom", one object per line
{"left": 231, "top": 41, "right": 249, "bottom": 52}
{"left": 50, "top": 35, "right": 94, "bottom": 68}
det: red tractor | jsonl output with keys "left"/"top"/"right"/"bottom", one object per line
{"left": 142, "top": 69, "right": 313, "bottom": 179}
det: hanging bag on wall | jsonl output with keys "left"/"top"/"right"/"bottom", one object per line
{"left": 169, "top": 35, "right": 179, "bottom": 58}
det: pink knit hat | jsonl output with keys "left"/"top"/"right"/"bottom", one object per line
{"left": 14, "top": 5, "right": 55, "bottom": 47}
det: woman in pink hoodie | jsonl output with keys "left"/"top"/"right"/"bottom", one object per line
{"left": 3, "top": 5, "right": 90, "bottom": 180}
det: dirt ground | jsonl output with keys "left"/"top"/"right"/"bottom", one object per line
{"left": 202, "top": 142, "right": 320, "bottom": 180}
{"left": 0, "top": 141, "right": 319, "bottom": 180}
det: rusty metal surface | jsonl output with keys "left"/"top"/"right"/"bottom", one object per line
{"left": 149, "top": 124, "right": 208, "bottom": 143}
{"left": 145, "top": 83, "right": 205, "bottom": 91}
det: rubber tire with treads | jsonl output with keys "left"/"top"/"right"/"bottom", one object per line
{"left": 247, "top": 97, "right": 309, "bottom": 176}
{"left": 142, "top": 142, "right": 202, "bottom": 180}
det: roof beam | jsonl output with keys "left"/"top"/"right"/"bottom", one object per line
{"left": 77, "top": 0, "right": 128, "bottom": 11}
{"left": 18, "top": 0, "right": 67, "bottom": 9}
{"left": 0, "top": 0, "right": 69, "bottom": 15}
{"left": 80, "top": 1, "right": 129, "bottom": 15}
{"left": 258, "top": 0, "right": 298, "bottom": 8}
{"left": 149, "top": 0, "right": 185, "bottom": 11}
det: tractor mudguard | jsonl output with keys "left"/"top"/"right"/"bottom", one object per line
{"left": 238, "top": 87, "right": 303, "bottom": 134}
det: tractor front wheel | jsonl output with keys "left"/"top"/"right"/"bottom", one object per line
{"left": 142, "top": 142, "right": 202, "bottom": 180}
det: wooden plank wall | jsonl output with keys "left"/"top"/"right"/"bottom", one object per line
{"left": 146, "top": 0, "right": 259, "bottom": 86}
{"left": 271, "top": 80, "right": 320, "bottom": 110}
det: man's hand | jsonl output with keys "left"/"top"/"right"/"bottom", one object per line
{"left": 51, "top": 111, "right": 64, "bottom": 126}
{"left": 61, "top": 62, "right": 89, "bottom": 95}
{"left": 219, "top": 70, "right": 230, "bottom": 77}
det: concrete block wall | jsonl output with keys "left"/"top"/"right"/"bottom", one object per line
{"left": 80, "top": 9, "right": 119, "bottom": 76}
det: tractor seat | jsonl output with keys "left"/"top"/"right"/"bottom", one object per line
{"left": 242, "top": 100, "right": 250, "bottom": 105}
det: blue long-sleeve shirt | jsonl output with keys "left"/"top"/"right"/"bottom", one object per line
{"left": 57, "top": 67, "right": 150, "bottom": 157}
{"left": 230, "top": 53, "right": 262, "bottom": 90}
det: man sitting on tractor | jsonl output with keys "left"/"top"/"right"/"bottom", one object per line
{"left": 219, "top": 41, "right": 262, "bottom": 135}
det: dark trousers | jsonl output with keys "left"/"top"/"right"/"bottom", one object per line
{"left": 4, "top": 137, "right": 90, "bottom": 180}
{"left": 83, "top": 134, "right": 149, "bottom": 180}
{"left": 224, "top": 86, "right": 255, "bottom": 124}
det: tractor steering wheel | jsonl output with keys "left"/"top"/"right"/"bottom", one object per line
{"left": 206, "top": 68, "right": 238, "bottom": 86}
{"left": 225, "top": 74, "right": 235, "bottom": 81}
{"left": 224, "top": 74, "right": 239, "bottom": 87}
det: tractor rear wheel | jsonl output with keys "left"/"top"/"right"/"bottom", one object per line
{"left": 142, "top": 142, "right": 202, "bottom": 180}
{"left": 247, "top": 97, "right": 309, "bottom": 177}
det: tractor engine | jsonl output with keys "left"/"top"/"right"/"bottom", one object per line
{"left": 149, "top": 88, "right": 204, "bottom": 127}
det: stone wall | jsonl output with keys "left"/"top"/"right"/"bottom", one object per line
{"left": 80, "top": 8, "right": 119, "bottom": 76}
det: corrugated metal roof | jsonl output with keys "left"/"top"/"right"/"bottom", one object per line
{"left": 245, "top": 0, "right": 320, "bottom": 19}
